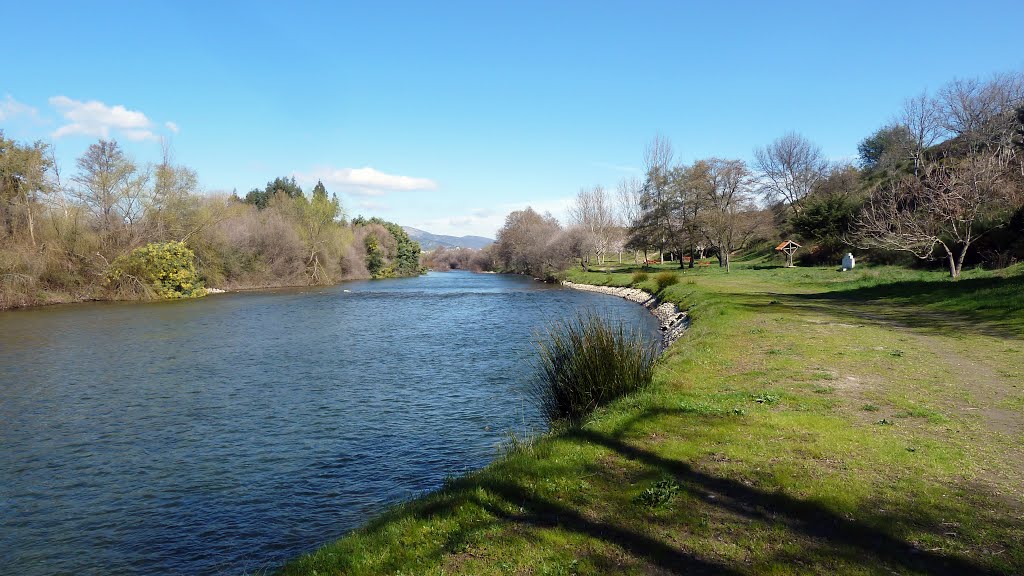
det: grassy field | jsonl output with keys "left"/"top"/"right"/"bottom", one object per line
{"left": 279, "top": 258, "right": 1024, "bottom": 575}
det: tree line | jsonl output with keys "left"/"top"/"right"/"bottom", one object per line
{"left": 0, "top": 137, "right": 421, "bottom": 308}
{"left": 484, "top": 68, "right": 1024, "bottom": 279}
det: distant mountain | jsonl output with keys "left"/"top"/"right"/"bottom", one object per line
{"left": 403, "top": 227, "right": 493, "bottom": 250}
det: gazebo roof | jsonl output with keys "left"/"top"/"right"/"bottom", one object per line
{"left": 775, "top": 240, "right": 801, "bottom": 251}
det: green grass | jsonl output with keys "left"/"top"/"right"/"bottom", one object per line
{"left": 279, "top": 260, "right": 1024, "bottom": 575}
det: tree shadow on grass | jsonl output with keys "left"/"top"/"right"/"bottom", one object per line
{"left": 284, "top": 407, "right": 1021, "bottom": 575}
{"left": 789, "top": 273, "right": 1024, "bottom": 339}
{"left": 593, "top": 265, "right": 644, "bottom": 274}
{"left": 470, "top": 478, "right": 741, "bottom": 575}
{"left": 736, "top": 288, "right": 1021, "bottom": 341}
{"left": 559, "top": 426, "right": 1019, "bottom": 575}
{"left": 416, "top": 409, "right": 1021, "bottom": 575}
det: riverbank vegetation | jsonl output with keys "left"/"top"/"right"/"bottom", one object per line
{"left": 280, "top": 258, "right": 1024, "bottom": 574}
{"left": 533, "top": 311, "right": 659, "bottom": 423}
{"left": 422, "top": 245, "right": 494, "bottom": 272}
{"left": 0, "top": 138, "right": 420, "bottom": 308}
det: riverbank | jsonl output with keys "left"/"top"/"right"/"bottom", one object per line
{"left": 560, "top": 280, "right": 687, "bottom": 348}
{"left": 0, "top": 273, "right": 389, "bottom": 311}
{"left": 280, "top": 260, "right": 1024, "bottom": 575}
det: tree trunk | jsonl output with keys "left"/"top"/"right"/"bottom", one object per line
{"left": 27, "top": 204, "right": 36, "bottom": 247}
{"left": 941, "top": 243, "right": 958, "bottom": 279}
{"left": 954, "top": 244, "right": 970, "bottom": 279}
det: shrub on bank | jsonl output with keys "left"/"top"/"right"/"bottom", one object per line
{"left": 106, "top": 241, "right": 206, "bottom": 299}
{"left": 654, "top": 271, "right": 678, "bottom": 292}
{"left": 533, "top": 311, "right": 659, "bottom": 422}
{"left": 632, "top": 271, "right": 649, "bottom": 285}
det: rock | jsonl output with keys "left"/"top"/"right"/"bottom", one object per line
{"left": 561, "top": 280, "right": 688, "bottom": 349}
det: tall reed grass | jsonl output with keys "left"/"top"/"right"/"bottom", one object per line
{"left": 533, "top": 311, "right": 660, "bottom": 422}
{"left": 654, "top": 271, "right": 679, "bottom": 292}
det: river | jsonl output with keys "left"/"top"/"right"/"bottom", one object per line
{"left": 0, "top": 271, "right": 658, "bottom": 575}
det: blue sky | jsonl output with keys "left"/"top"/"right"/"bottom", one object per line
{"left": 2, "top": 1, "right": 1021, "bottom": 237}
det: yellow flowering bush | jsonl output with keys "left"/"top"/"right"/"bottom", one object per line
{"left": 107, "top": 241, "right": 206, "bottom": 299}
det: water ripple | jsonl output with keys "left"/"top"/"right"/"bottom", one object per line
{"left": 0, "top": 271, "right": 658, "bottom": 575}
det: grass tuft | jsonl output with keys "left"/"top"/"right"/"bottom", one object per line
{"left": 532, "top": 311, "right": 659, "bottom": 423}
{"left": 631, "top": 271, "right": 649, "bottom": 285}
{"left": 653, "top": 271, "right": 679, "bottom": 292}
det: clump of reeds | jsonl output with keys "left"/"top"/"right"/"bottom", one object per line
{"left": 631, "top": 271, "right": 649, "bottom": 285}
{"left": 533, "top": 311, "right": 659, "bottom": 423}
{"left": 654, "top": 271, "right": 678, "bottom": 292}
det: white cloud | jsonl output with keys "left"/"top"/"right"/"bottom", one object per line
{"left": 297, "top": 166, "right": 438, "bottom": 197}
{"left": 122, "top": 129, "right": 159, "bottom": 142}
{"left": 165, "top": 121, "right": 179, "bottom": 133}
{"left": 49, "top": 96, "right": 158, "bottom": 140}
{"left": 0, "top": 95, "right": 39, "bottom": 121}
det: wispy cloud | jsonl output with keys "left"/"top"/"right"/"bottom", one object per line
{"left": 0, "top": 95, "right": 39, "bottom": 122}
{"left": 418, "top": 196, "right": 574, "bottom": 238}
{"left": 165, "top": 121, "right": 180, "bottom": 134}
{"left": 296, "top": 166, "right": 438, "bottom": 197}
{"left": 49, "top": 96, "right": 159, "bottom": 141}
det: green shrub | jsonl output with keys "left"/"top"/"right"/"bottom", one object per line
{"left": 631, "top": 271, "right": 649, "bottom": 285}
{"left": 107, "top": 241, "right": 206, "bottom": 299}
{"left": 533, "top": 311, "right": 659, "bottom": 422}
{"left": 654, "top": 271, "right": 678, "bottom": 292}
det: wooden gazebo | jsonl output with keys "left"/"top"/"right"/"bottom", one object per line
{"left": 775, "top": 240, "right": 801, "bottom": 267}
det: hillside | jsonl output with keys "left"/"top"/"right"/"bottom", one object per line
{"left": 403, "top": 226, "right": 493, "bottom": 250}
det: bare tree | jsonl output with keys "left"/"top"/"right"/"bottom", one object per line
{"left": 629, "top": 135, "right": 679, "bottom": 260}
{"left": 150, "top": 141, "right": 199, "bottom": 240}
{"left": 616, "top": 176, "right": 643, "bottom": 263}
{"left": 71, "top": 140, "right": 137, "bottom": 237}
{"left": 898, "top": 92, "right": 943, "bottom": 175}
{"left": 937, "top": 71, "right": 1024, "bottom": 174}
{"left": 937, "top": 72, "right": 1023, "bottom": 138}
{"left": 616, "top": 176, "right": 642, "bottom": 229}
{"left": 754, "top": 132, "right": 828, "bottom": 217}
{"left": 568, "top": 185, "right": 616, "bottom": 267}
{"left": 692, "top": 158, "right": 756, "bottom": 272}
{"left": 854, "top": 157, "right": 1006, "bottom": 279}
{"left": 493, "top": 207, "right": 566, "bottom": 276}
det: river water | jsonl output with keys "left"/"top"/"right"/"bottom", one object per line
{"left": 0, "top": 271, "right": 658, "bottom": 575}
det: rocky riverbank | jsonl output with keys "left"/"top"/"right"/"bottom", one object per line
{"left": 560, "top": 281, "right": 688, "bottom": 348}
